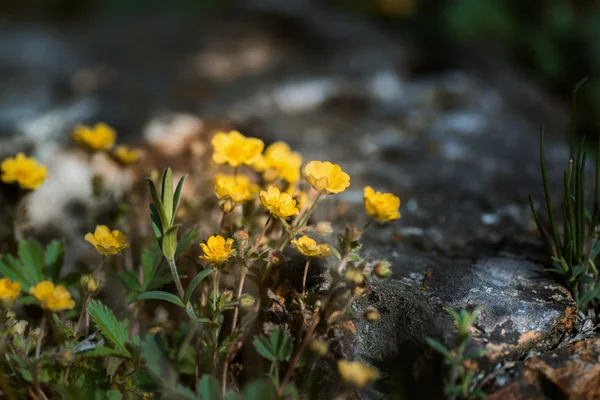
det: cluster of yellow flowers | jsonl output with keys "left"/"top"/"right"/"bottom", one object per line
{"left": 0, "top": 153, "right": 48, "bottom": 190}
{"left": 74, "top": 122, "right": 141, "bottom": 165}
{"left": 30, "top": 281, "right": 75, "bottom": 312}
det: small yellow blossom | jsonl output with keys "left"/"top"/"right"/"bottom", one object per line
{"left": 73, "top": 123, "right": 116, "bottom": 151}
{"left": 363, "top": 186, "right": 400, "bottom": 222}
{"left": 30, "top": 281, "right": 75, "bottom": 312}
{"left": 215, "top": 174, "right": 260, "bottom": 204}
{"left": 344, "top": 268, "right": 365, "bottom": 285}
{"left": 291, "top": 236, "right": 332, "bottom": 258}
{"left": 260, "top": 186, "right": 300, "bottom": 219}
{"left": 0, "top": 278, "right": 21, "bottom": 305}
{"left": 80, "top": 275, "right": 101, "bottom": 293}
{"left": 112, "top": 145, "right": 142, "bottom": 164}
{"left": 1, "top": 153, "right": 47, "bottom": 190}
{"left": 200, "top": 235, "right": 235, "bottom": 264}
{"left": 337, "top": 360, "right": 379, "bottom": 388}
{"left": 262, "top": 142, "right": 303, "bottom": 183}
{"left": 211, "top": 131, "right": 264, "bottom": 167}
{"left": 84, "top": 225, "right": 130, "bottom": 256}
{"left": 304, "top": 161, "right": 350, "bottom": 194}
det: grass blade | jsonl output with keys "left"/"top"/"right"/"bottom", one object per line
{"left": 540, "top": 126, "right": 561, "bottom": 256}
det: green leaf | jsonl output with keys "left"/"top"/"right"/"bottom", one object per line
{"left": 198, "top": 375, "right": 222, "bottom": 400}
{"left": 137, "top": 291, "right": 185, "bottom": 307}
{"left": 161, "top": 168, "right": 174, "bottom": 226}
{"left": 331, "top": 247, "right": 342, "bottom": 260}
{"left": 253, "top": 335, "right": 276, "bottom": 361}
{"left": 184, "top": 267, "right": 215, "bottom": 304}
{"left": 87, "top": 300, "right": 131, "bottom": 358}
{"left": 242, "top": 380, "right": 274, "bottom": 400}
{"left": 150, "top": 203, "right": 165, "bottom": 239}
{"left": 172, "top": 174, "right": 188, "bottom": 219}
{"left": 571, "top": 264, "right": 585, "bottom": 278}
{"left": 282, "top": 384, "right": 299, "bottom": 400}
{"left": 578, "top": 287, "right": 600, "bottom": 310}
{"left": 106, "top": 390, "right": 122, "bottom": 400}
{"left": 252, "top": 327, "right": 292, "bottom": 362}
{"left": 119, "top": 270, "right": 142, "bottom": 292}
{"left": 0, "top": 254, "right": 32, "bottom": 289}
{"left": 590, "top": 240, "right": 600, "bottom": 262}
{"left": 18, "top": 238, "right": 45, "bottom": 283}
{"left": 44, "top": 240, "right": 64, "bottom": 283}
{"left": 270, "top": 327, "right": 292, "bottom": 361}
{"left": 147, "top": 177, "right": 168, "bottom": 230}
{"left": 425, "top": 337, "right": 452, "bottom": 359}
{"left": 176, "top": 227, "right": 202, "bottom": 259}
{"left": 141, "top": 333, "right": 178, "bottom": 387}
{"left": 142, "top": 243, "right": 162, "bottom": 291}
{"left": 172, "top": 385, "right": 197, "bottom": 400}
{"left": 223, "top": 392, "right": 242, "bottom": 400}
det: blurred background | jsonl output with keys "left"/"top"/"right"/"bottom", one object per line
{"left": 1, "top": 0, "right": 598, "bottom": 141}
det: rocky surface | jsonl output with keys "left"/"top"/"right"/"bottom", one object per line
{"left": 487, "top": 338, "right": 600, "bottom": 399}
{"left": 0, "top": 3, "right": 593, "bottom": 399}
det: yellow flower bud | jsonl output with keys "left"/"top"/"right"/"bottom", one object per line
{"left": 80, "top": 275, "right": 100, "bottom": 293}
{"left": 364, "top": 307, "right": 381, "bottom": 323}
{"left": 221, "top": 290, "right": 234, "bottom": 303}
{"left": 239, "top": 294, "right": 256, "bottom": 310}
{"left": 309, "top": 338, "right": 329, "bottom": 357}
{"left": 337, "top": 360, "right": 379, "bottom": 388}
{"left": 344, "top": 268, "right": 365, "bottom": 285}
{"left": 373, "top": 260, "right": 392, "bottom": 278}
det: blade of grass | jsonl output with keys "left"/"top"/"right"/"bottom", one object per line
{"left": 540, "top": 126, "right": 561, "bottom": 256}
{"left": 578, "top": 152, "right": 587, "bottom": 264}
{"left": 529, "top": 195, "right": 554, "bottom": 253}
{"left": 569, "top": 77, "right": 589, "bottom": 157}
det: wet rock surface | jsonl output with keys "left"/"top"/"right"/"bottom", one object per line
{"left": 0, "top": 3, "right": 592, "bottom": 399}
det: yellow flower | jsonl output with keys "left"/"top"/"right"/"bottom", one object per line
{"left": 200, "top": 235, "right": 235, "bottom": 264}
{"left": 84, "top": 225, "right": 130, "bottom": 256}
{"left": 0, "top": 278, "right": 21, "bottom": 305}
{"left": 291, "top": 236, "right": 332, "bottom": 257}
{"left": 260, "top": 186, "right": 300, "bottom": 219}
{"left": 337, "top": 360, "right": 379, "bottom": 388}
{"left": 263, "top": 142, "right": 303, "bottom": 183}
{"left": 112, "top": 145, "right": 142, "bottom": 165}
{"left": 304, "top": 161, "right": 350, "bottom": 194}
{"left": 1, "top": 153, "right": 47, "bottom": 190}
{"left": 30, "top": 281, "right": 75, "bottom": 312}
{"left": 73, "top": 123, "right": 116, "bottom": 151}
{"left": 211, "top": 131, "right": 264, "bottom": 167}
{"left": 363, "top": 186, "right": 401, "bottom": 222}
{"left": 214, "top": 174, "right": 260, "bottom": 204}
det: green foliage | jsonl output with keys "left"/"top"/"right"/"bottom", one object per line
{"left": 529, "top": 78, "right": 600, "bottom": 310}
{"left": 0, "top": 238, "right": 67, "bottom": 289}
{"left": 426, "top": 307, "right": 485, "bottom": 399}
{"left": 87, "top": 300, "right": 132, "bottom": 358}
{"left": 253, "top": 327, "right": 293, "bottom": 362}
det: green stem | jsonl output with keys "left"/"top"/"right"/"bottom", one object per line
{"left": 540, "top": 126, "right": 561, "bottom": 257}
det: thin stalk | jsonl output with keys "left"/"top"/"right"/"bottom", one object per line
{"left": 569, "top": 77, "right": 589, "bottom": 157}
{"left": 167, "top": 258, "right": 185, "bottom": 299}
{"left": 213, "top": 269, "right": 220, "bottom": 310}
{"left": 252, "top": 214, "right": 272, "bottom": 253}
{"left": 296, "top": 192, "right": 323, "bottom": 229}
{"left": 578, "top": 152, "right": 587, "bottom": 264}
{"left": 73, "top": 294, "right": 91, "bottom": 338}
{"left": 362, "top": 217, "right": 375, "bottom": 233}
{"left": 540, "top": 127, "right": 562, "bottom": 256}
{"left": 231, "top": 268, "right": 247, "bottom": 332}
{"left": 35, "top": 315, "right": 46, "bottom": 360}
{"left": 529, "top": 195, "right": 553, "bottom": 253}
{"left": 302, "top": 258, "right": 310, "bottom": 298}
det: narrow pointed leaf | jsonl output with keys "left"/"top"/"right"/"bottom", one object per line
{"left": 172, "top": 174, "right": 188, "bottom": 219}
{"left": 161, "top": 168, "right": 174, "bottom": 226}
{"left": 137, "top": 291, "right": 185, "bottom": 307}
{"left": 184, "top": 267, "right": 215, "bottom": 304}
